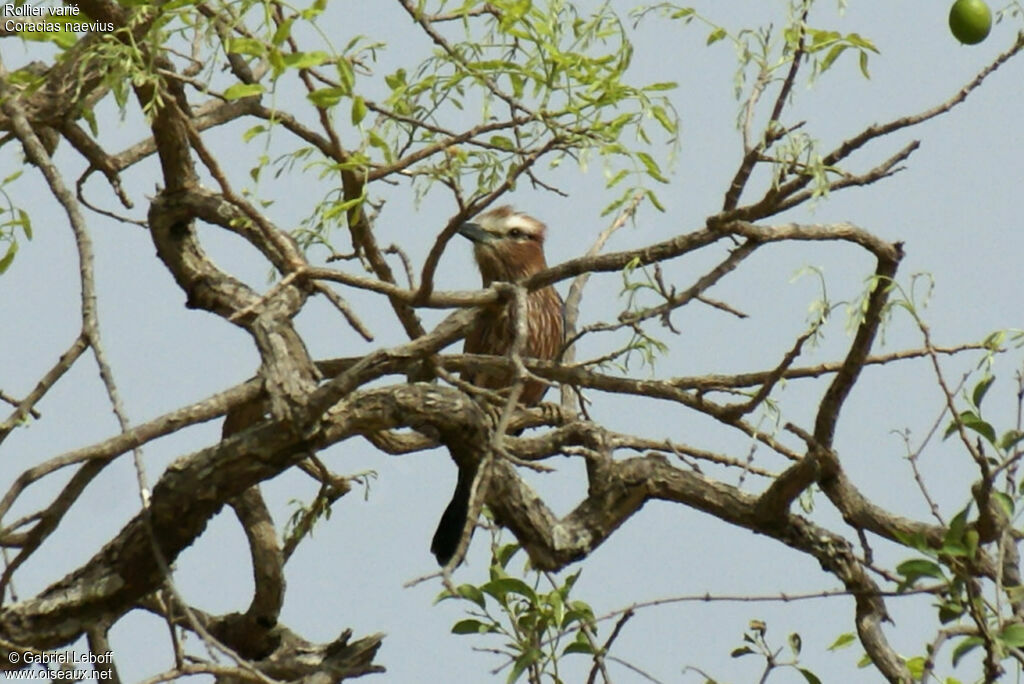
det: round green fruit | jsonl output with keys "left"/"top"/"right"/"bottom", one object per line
{"left": 949, "top": 0, "right": 992, "bottom": 45}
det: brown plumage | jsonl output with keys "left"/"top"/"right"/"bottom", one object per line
{"left": 431, "top": 206, "right": 564, "bottom": 565}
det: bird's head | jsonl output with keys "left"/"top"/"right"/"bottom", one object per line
{"left": 458, "top": 206, "right": 549, "bottom": 285}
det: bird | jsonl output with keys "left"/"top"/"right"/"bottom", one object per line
{"left": 430, "top": 206, "right": 564, "bottom": 566}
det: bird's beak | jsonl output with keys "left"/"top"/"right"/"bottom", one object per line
{"left": 457, "top": 221, "right": 492, "bottom": 244}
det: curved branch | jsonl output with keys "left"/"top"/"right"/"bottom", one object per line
{"left": 0, "top": 380, "right": 486, "bottom": 652}
{"left": 483, "top": 433, "right": 910, "bottom": 680}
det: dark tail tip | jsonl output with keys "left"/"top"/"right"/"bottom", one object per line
{"left": 431, "top": 469, "right": 473, "bottom": 566}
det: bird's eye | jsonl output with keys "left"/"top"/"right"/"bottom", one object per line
{"left": 507, "top": 228, "right": 526, "bottom": 239}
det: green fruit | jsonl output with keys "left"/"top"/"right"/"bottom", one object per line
{"left": 949, "top": 0, "right": 992, "bottom": 45}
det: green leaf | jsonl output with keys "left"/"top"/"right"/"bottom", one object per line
{"left": 223, "top": 83, "right": 265, "bottom": 100}
{"left": 730, "top": 646, "right": 754, "bottom": 658}
{"left": 367, "top": 129, "right": 389, "bottom": 151}
{"left": 456, "top": 583, "right": 486, "bottom": 609}
{"left": 559, "top": 569, "right": 582, "bottom": 598}
{"left": 828, "top": 632, "right": 856, "bottom": 650}
{"left": 635, "top": 151, "right": 667, "bottom": 183}
{"left": 322, "top": 195, "right": 365, "bottom": 221}
{"left": 507, "top": 649, "right": 541, "bottom": 684}
{"left": 650, "top": 105, "right": 676, "bottom": 134}
{"left": 271, "top": 16, "right": 295, "bottom": 46}
{"left": 906, "top": 656, "right": 925, "bottom": 678}
{"left": 860, "top": 47, "right": 874, "bottom": 77}
{"left": 999, "top": 623, "right": 1024, "bottom": 647}
{"left": 509, "top": 72, "right": 524, "bottom": 98}
{"left": 7, "top": 68, "right": 44, "bottom": 88}
{"left": 268, "top": 48, "right": 285, "bottom": 77}
{"left": 897, "top": 558, "right": 945, "bottom": 579}
{"left": 961, "top": 412, "right": 997, "bottom": 445}
{"left": 964, "top": 529, "right": 978, "bottom": 559}
{"left": 1000, "top": 430, "right": 1024, "bottom": 451}
{"left": 971, "top": 376, "right": 995, "bottom": 409}
{"left": 384, "top": 68, "right": 406, "bottom": 90}
{"left": 798, "top": 668, "right": 823, "bottom": 684}
{"left": 495, "top": 542, "right": 520, "bottom": 569}
{"left": 892, "top": 528, "right": 933, "bottom": 557}
{"left": 945, "top": 505, "right": 971, "bottom": 547}
{"left": 895, "top": 558, "right": 945, "bottom": 589}
{"left": 706, "top": 27, "right": 727, "bottom": 45}
{"left": 434, "top": 583, "right": 485, "bottom": 608}
{"left": 282, "top": 51, "right": 329, "bottom": 70}
{"left": 788, "top": 632, "right": 802, "bottom": 656}
{"left": 242, "top": 124, "right": 267, "bottom": 143}
{"left": 481, "top": 577, "right": 537, "bottom": 604}
{"left": 642, "top": 81, "right": 677, "bottom": 92}
{"left": 547, "top": 588, "right": 565, "bottom": 626}
{"left": 644, "top": 188, "right": 666, "bottom": 212}
{"left": 308, "top": 87, "right": 347, "bottom": 108}
{"left": 0, "top": 241, "right": 17, "bottom": 275}
{"left": 226, "top": 37, "right": 266, "bottom": 57}
{"left": 336, "top": 59, "right": 355, "bottom": 93}
{"left": 846, "top": 33, "right": 879, "bottom": 53}
{"left": 564, "top": 600, "right": 596, "bottom": 627}
{"left": 604, "top": 169, "right": 629, "bottom": 189}
{"left": 982, "top": 330, "right": 1006, "bottom": 350}
{"left": 806, "top": 29, "right": 840, "bottom": 51}
{"left": 82, "top": 108, "right": 98, "bottom": 137}
{"left": 946, "top": 411, "right": 995, "bottom": 444}
{"left": 562, "top": 637, "right": 595, "bottom": 656}
{"left": 992, "top": 491, "right": 1015, "bottom": 517}
{"left": 18, "top": 209, "right": 31, "bottom": 240}
{"left": 489, "top": 135, "right": 514, "bottom": 151}
{"left": 941, "top": 411, "right": 976, "bottom": 441}
{"left": 451, "top": 618, "right": 495, "bottom": 635}
{"left": 951, "top": 636, "right": 983, "bottom": 667}
{"left": 301, "top": 0, "right": 326, "bottom": 19}
{"left": 351, "top": 96, "right": 367, "bottom": 126}
{"left": 938, "top": 601, "right": 965, "bottom": 624}
{"left": 819, "top": 44, "right": 847, "bottom": 74}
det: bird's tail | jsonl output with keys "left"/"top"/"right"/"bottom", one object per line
{"left": 431, "top": 466, "right": 475, "bottom": 565}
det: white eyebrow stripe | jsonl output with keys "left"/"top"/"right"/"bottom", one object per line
{"left": 503, "top": 214, "right": 544, "bottom": 237}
